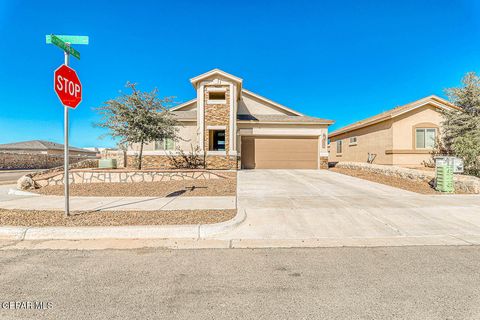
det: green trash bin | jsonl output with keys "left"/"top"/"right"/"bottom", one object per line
{"left": 99, "top": 158, "right": 117, "bottom": 169}
{"left": 435, "top": 164, "right": 454, "bottom": 193}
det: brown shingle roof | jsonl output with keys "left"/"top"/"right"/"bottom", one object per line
{"left": 0, "top": 140, "right": 96, "bottom": 153}
{"left": 171, "top": 111, "right": 333, "bottom": 124}
{"left": 171, "top": 110, "right": 196, "bottom": 120}
{"left": 237, "top": 114, "right": 333, "bottom": 124}
{"left": 329, "top": 95, "right": 460, "bottom": 137}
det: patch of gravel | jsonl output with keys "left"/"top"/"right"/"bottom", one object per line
{"left": 34, "top": 177, "right": 236, "bottom": 197}
{"left": 330, "top": 167, "right": 439, "bottom": 194}
{"left": 0, "top": 209, "right": 237, "bottom": 227}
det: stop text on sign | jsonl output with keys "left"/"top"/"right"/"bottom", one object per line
{"left": 56, "top": 75, "right": 81, "bottom": 98}
{"left": 53, "top": 64, "right": 82, "bottom": 109}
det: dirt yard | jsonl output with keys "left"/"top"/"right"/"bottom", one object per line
{"left": 330, "top": 167, "right": 439, "bottom": 194}
{"left": 0, "top": 209, "right": 237, "bottom": 227}
{"left": 34, "top": 174, "right": 236, "bottom": 197}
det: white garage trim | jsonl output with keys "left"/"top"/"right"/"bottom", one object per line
{"left": 238, "top": 127, "right": 325, "bottom": 136}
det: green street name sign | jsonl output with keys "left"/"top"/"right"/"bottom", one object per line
{"left": 46, "top": 34, "right": 83, "bottom": 60}
{"left": 45, "top": 35, "right": 89, "bottom": 45}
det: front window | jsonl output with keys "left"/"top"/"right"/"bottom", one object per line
{"left": 415, "top": 128, "right": 436, "bottom": 149}
{"left": 209, "top": 91, "right": 225, "bottom": 100}
{"left": 349, "top": 136, "right": 357, "bottom": 145}
{"left": 155, "top": 137, "right": 175, "bottom": 151}
{"left": 209, "top": 130, "right": 225, "bottom": 151}
{"left": 207, "top": 90, "right": 226, "bottom": 104}
{"left": 337, "top": 140, "right": 343, "bottom": 154}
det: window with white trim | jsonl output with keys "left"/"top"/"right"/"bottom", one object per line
{"left": 155, "top": 138, "right": 175, "bottom": 151}
{"left": 336, "top": 140, "right": 343, "bottom": 154}
{"left": 207, "top": 90, "right": 226, "bottom": 104}
{"left": 209, "top": 130, "right": 226, "bottom": 151}
{"left": 415, "top": 128, "right": 436, "bottom": 149}
{"left": 349, "top": 136, "right": 357, "bottom": 145}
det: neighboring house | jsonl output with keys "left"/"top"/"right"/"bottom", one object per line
{"left": 329, "top": 95, "right": 461, "bottom": 167}
{"left": 0, "top": 140, "right": 97, "bottom": 157}
{"left": 128, "top": 69, "right": 333, "bottom": 169}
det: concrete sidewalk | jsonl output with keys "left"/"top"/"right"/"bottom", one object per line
{"left": 0, "top": 184, "right": 37, "bottom": 202}
{"left": 0, "top": 193, "right": 236, "bottom": 211}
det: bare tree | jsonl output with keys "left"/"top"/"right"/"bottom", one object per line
{"left": 95, "top": 82, "right": 179, "bottom": 169}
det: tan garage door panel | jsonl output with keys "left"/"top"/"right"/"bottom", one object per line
{"left": 254, "top": 137, "right": 318, "bottom": 169}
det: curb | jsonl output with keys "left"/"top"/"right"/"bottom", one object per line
{"left": 199, "top": 209, "right": 246, "bottom": 237}
{"left": 0, "top": 226, "right": 28, "bottom": 240}
{"left": 0, "top": 209, "right": 246, "bottom": 241}
{"left": 8, "top": 188, "right": 40, "bottom": 196}
{"left": 1, "top": 234, "right": 480, "bottom": 251}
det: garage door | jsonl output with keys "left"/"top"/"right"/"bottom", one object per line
{"left": 241, "top": 136, "right": 318, "bottom": 169}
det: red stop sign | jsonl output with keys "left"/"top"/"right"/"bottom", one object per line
{"left": 54, "top": 64, "right": 82, "bottom": 109}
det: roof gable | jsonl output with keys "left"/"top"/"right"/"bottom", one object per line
{"left": 190, "top": 68, "right": 243, "bottom": 88}
{"left": 170, "top": 69, "right": 328, "bottom": 122}
{"left": 239, "top": 89, "right": 304, "bottom": 116}
{"left": 169, "top": 98, "right": 197, "bottom": 111}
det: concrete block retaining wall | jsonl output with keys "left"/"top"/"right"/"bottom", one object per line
{"left": 29, "top": 159, "right": 99, "bottom": 179}
{"left": 0, "top": 152, "right": 96, "bottom": 170}
{"left": 33, "top": 169, "right": 226, "bottom": 188}
{"left": 335, "top": 161, "right": 480, "bottom": 194}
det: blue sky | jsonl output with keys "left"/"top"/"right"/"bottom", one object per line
{"left": 0, "top": 0, "right": 479, "bottom": 148}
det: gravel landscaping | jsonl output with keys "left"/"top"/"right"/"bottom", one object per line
{"left": 34, "top": 174, "right": 236, "bottom": 197}
{"left": 330, "top": 167, "right": 439, "bottom": 194}
{"left": 0, "top": 209, "right": 236, "bottom": 227}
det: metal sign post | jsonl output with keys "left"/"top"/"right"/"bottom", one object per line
{"left": 47, "top": 34, "right": 88, "bottom": 216}
{"left": 64, "top": 47, "right": 70, "bottom": 216}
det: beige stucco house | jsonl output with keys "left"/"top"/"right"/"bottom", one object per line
{"left": 127, "top": 69, "right": 333, "bottom": 169}
{"left": 329, "top": 95, "right": 461, "bottom": 167}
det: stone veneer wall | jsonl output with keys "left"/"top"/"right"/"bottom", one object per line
{"left": 335, "top": 161, "right": 480, "bottom": 194}
{"left": 33, "top": 169, "right": 225, "bottom": 188}
{"left": 319, "top": 156, "right": 328, "bottom": 169}
{"left": 204, "top": 86, "right": 231, "bottom": 152}
{"left": 0, "top": 152, "right": 96, "bottom": 170}
{"left": 206, "top": 155, "right": 238, "bottom": 170}
{"left": 204, "top": 85, "right": 232, "bottom": 170}
{"left": 126, "top": 154, "right": 239, "bottom": 170}
{"left": 126, "top": 155, "right": 176, "bottom": 169}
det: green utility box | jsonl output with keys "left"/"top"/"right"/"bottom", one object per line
{"left": 99, "top": 158, "right": 117, "bottom": 169}
{"left": 434, "top": 156, "right": 456, "bottom": 193}
{"left": 435, "top": 165, "right": 454, "bottom": 193}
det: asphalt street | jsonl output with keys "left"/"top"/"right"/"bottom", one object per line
{"left": 1, "top": 246, "right": 480, "bottom": 319}
{"left": 0, "top": 170, "right": 39, "bottom": 185}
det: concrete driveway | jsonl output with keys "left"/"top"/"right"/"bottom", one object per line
{"left": 217, "top": 170, "right": 480, "bottom": 245}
